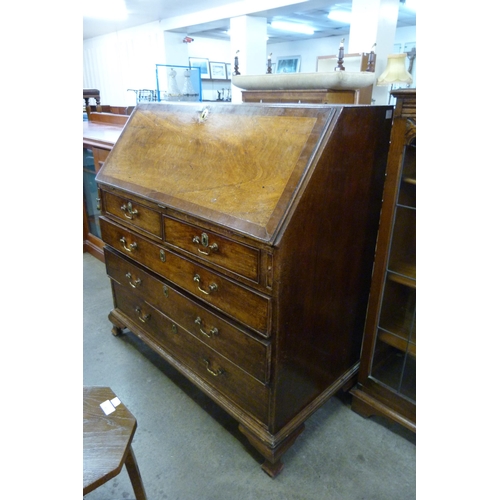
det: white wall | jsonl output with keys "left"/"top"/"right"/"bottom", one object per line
{"left": 83, "top": 23, "right": 415, "bottom": 106}
{"left": 187, "top": 36, "right": 233, "bottom": 101}
{"left": 393, "top": 26, "right": 417, "bottom": 87}
{"left": 266, "top": 36, "right": 352, "bottom": 74}
{"left": 83, "top": 21, "right": 166, "bottom": 106}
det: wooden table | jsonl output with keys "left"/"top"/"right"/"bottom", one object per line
{"left": 83, "top": 386, "right": 147, "bottom": 499}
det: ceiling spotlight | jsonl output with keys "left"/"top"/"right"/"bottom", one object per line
{"left": 327, "top": 10, "right": 351, "bottom": 24}
{"left": 270, "top": 21, "right": 315, "bottom": 35}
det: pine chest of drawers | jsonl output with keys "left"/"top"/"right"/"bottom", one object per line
{"left": 95, "top": 102, "right": 393, "bottom": 476}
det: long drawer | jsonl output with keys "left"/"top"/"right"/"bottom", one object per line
{"left": 111, "top": 280, "right": 270, "bottom": 424}
{"left": 105, "top": 247, "right": 271, "bottom": 384}
{"left": 101, "top": 217, "right": 271, "bottom": 336}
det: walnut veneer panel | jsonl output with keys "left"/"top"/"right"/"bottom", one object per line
{"left": 96, "top": 103, "right": 333, "bottom": 242}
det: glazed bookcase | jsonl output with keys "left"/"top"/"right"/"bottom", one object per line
{"left": 351, "top": 89, "right": 416, "bottom": 431}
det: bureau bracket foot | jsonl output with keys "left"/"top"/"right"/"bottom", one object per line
{"left": 109, "top": 310, "right": 127, "bottom": 337}
{"left": 111, "top": 325, "right": 123, "bottom": 336}
{"left": 238, "top": 423, "right": 305, "bottom": 478}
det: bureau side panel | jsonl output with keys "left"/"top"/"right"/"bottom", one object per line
{"left": 271, "top": 106, "right": 393, "bottom": 431}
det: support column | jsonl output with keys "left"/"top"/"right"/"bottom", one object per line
{"left": 230, "top": 15, "right": 267, "bottom": 103}
{"left": 348, "top": 0, "right": 400, "bottom": 104}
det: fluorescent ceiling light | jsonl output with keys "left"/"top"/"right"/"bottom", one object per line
{"left": 270, "top": 21, "right": 315, "bottom": 35}
{"left": 83, "top": 0, "right": 128, "bottom": 20}
{"left": 404, "top": 0, "right": 416, "bottom": 11}
{"left": 327, "top": 10, "right": 352, "bottom": 24}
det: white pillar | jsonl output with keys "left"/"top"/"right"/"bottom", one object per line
{"left": 230, "top": 15, "right": 267, "bottom": 103}
{"left": 348, "top": 0, "right": 400, "bottom": 104}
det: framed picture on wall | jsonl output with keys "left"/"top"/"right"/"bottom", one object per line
{"left": 226, "top": 63, "right": 232, "bottom": 78}
{"left": 209, "top": 61, "right": 227, "bottom": 79}
{"left": 276, "top": 56, "right": 301, "bottom": 74}
{"left": 189, "top": 57, "right": 210, "bottom": 79}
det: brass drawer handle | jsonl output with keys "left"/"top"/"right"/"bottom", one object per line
{"left": 135, "top": 307, "right": 150, "bottom": 323}
{"left": 193, "top": 274, "right": 218, "bottom": 295}
{"left": 194, "top": 316, "right": 219, "bottom": 338}
{"left": 203, "top": 358, "right": 223, "bottom": 377}
{"left": 193, "top": 233, "right": 218, "bottom": 256}
{"left": 125, "top": 272, "right": 142, "bottom": 288}
{"left": 120, "top": 237, "right": 137, "bottom": 252}
{"left": 121, "top": 201, "right": 138, "bottom": 219}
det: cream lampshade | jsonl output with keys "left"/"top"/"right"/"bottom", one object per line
{"left": 377, "top": 53, "right": 413, "bottom": 104}
{"left": 377, "top": 53, "right": 413, "bottom": 85}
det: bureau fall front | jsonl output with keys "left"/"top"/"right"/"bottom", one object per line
{"left": 95, "top": 102, "right": 392, "bottom": 476}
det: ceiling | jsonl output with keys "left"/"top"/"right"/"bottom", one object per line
{"left": 83, "top": 0, "right": 416, "bottom": 44}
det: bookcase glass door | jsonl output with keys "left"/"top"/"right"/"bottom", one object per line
{"left": 370, "top": 135, "right": 416, "bottom": 403}
{"left": 83, "top": 147, "right": 101, "bottom": 240}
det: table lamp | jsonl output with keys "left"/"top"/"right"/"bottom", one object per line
{"left": 377, "top": 53, "right": 413, "bottom": 103}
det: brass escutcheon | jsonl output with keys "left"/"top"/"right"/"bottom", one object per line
{"left": 199, "top": 107, "right": 209, "bottom": 122}
{"left": 192, "top": 232, "right": 218, "bottom": 256}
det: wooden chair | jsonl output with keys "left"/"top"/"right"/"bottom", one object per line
{"left": 83, "top": 88, "right": 101, "bottom": 115}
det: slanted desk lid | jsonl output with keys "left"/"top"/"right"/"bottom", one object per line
{"left": 96, "top": 102, "right": 337, "bottom": 242}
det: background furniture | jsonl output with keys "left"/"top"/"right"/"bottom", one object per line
{"left": 242, "top": 52, "right": 376, "bottom": 105}
{"left": 351, "top": 89, "right": 416, "bottom": 431}
{"left": 86, "top": 104, "right": 135, "bottom": 115}
{"left": 84, "top": 88, "right": 101, "bottom": 114}
{"left": 95, "top": 102, "right": 393, "bottom": 476}
{"left": 83, "top": 111, "right": 127, "bottom": 262}
{"left": 241, "top": 88, "right": 369, "bottom": 104}
{"left": 83, "top": 386, "right": 147, "bottom": 499}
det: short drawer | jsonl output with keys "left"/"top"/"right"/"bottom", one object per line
{"left": 112, "top": 281, "right": 269, "bottom": 424}
{"left": 105, "top": 247, "right": 271, "bottom": 383}
{"left": 103, "top": 190, "right": 162, "bottom": 238}
{"left": 164, "top": 216, "right": 260, "bottom": 282}
{"left": 101, "top": 217, "right": 271, "bottom": 336}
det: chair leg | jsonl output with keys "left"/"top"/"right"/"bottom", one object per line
{"left": 124, "top": 446, "right": 147, "bottom": 500}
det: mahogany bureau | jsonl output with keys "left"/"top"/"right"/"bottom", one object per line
{"left": 95, "top": 102, "right": 393, "bottom": 476}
